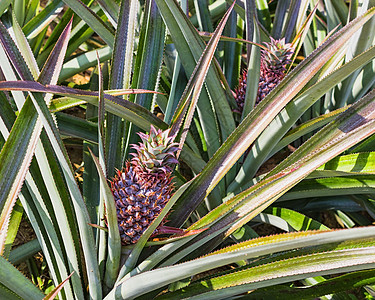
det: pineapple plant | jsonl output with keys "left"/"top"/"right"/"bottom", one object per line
{"left": 110, "top": 126, "right": 179, "bottom": 244}
{"left": 234, "top": 38, "right": 294, "bottom": 113}
{"left": 1, "top": 1, "right": 375, "bottom": 300}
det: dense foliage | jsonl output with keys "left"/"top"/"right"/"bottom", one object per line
{"left": 0, "top": 0, "right": 375, "bottom": 299}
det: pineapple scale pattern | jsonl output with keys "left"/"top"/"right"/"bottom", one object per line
{"left": 110, "top": 126, "right": 179, "bottom": 245}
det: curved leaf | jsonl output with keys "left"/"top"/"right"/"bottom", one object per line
{"left": 160, "top": 245, "right": 375, "bottom": 299}
{"left": 281, "top": 175, "right": 375, "bottom": 201}
{"left": 89, "top": 149, "right": 121, "bottom": 289}
{"left": 61, "top": 0, "right": 115, "bottom": 47}
{"left": 169, "top": 8, "right": 375, "bottom": 227}
{"left": 162, "top": 88, "right": 375, "bottom": 265}
{"left": 0, "top": 256, "right": 44, "bottom": 300}
{"left": 245, "top": 269, "right": 375, "bottom": 300}
{"left": 43, "top": 273, "right": 74, "bottom": 300}
{"left": 111, "top": 227, "right": 375, "bottom": 299}
{"left": 229, "top": 44, "right": 375, "bottom": 193}
{"left": 255, "top": 207, "right": 329, "bottom": 231}
{"left": 156, "top": 0, "right": 236, "bottom": 155}
{"left": 0, "top": 81, "right": 166, "bottom": 131}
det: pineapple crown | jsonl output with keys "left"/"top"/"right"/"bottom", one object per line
{"left": 131, "top": 126, "right": 179, "bottom": 174}
{"left": 261, "top": 37, "right": 294, "bottom": 72}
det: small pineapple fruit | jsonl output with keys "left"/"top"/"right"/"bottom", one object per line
{"left": 234, "top": 38, "right": 294, "bottom": 113}
{"left": 110, "top": 126, "right": 179, "bottom": 245}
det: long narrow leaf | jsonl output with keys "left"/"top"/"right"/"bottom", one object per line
{"left": 246, "top": 269, "right": 375, "bottom": 299}
{"left": 168, "top": 8, "right": 375, "bottom": 227}
{"left": 62, "top": 0, "right": 115, "bottom": 47}
{"left": 0, "top": 256, "right": 45, "bottom": 300}
{"left": 170, "top": 1, "right": 236, "bottom": 153}
{"left": 106, "top": 0, "right": 138, "bottom": 172}
{"left": 112, "top": 227, "right": 375, "bottom": 299}
{"left": 89, "top": 149, "right": 121, "bottom": 290}
{"left": 160, "top": 88, "right": 375, "bottom": 266}
{"left": 27, "top": 88, "right": 102, "bottom": 299}
{"left": 0, "top": 17, "right": 102, "bottom": 298}
{"left": 160, "top": 246, "right": 375, "bottom": 299}
{"left": 156, "top": 0, "right": 236, "bottom": 153}
{"left": 0, "top": 18, "right": 84, "bottom": 299}
{"left": 0, "top": 81, "right": 166, "bottom": 131}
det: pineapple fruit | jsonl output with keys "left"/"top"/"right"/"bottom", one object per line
{"left": 110, "top": 126, "right": 179, "bottom": 245}
{"left": 234, "top": 38, "right": 294, "bottom": 113}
